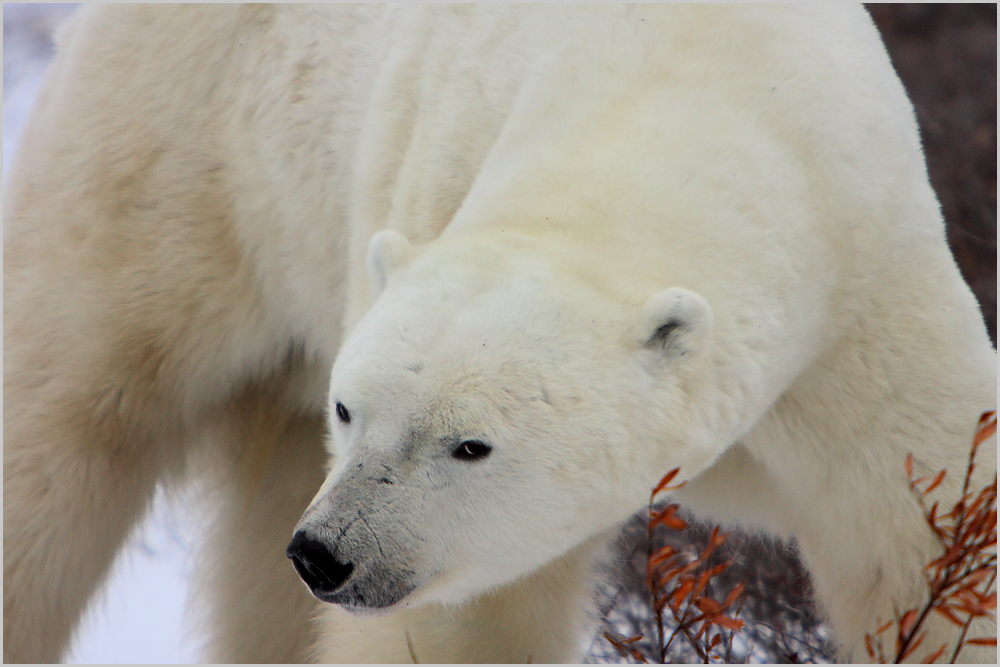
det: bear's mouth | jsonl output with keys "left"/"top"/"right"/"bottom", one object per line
{"left": 317, "top": 582, "right": 409, "bottom": 610}
{"left": 315, "top": 570, "right": 418, "bottom": 611}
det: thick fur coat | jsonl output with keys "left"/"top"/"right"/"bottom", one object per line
{"left": 4, "top": 5, "right": 995, "bottom": 663}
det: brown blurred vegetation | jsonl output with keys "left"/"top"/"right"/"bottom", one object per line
{"left": 868, "top": 3, "right": 997, "bottom": 344}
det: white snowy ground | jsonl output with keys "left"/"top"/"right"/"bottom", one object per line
{"left": 4, "top": 4, "right": 198, "bottom": 662}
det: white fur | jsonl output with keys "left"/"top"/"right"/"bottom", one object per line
{"left": 4, "top": 4, "right": 995, "bottom": 663}
{"left": 366, "top": 230, "right": 412, "bottom": 300}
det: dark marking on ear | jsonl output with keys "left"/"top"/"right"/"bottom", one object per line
{"left": 646, "top": 318, "right": 684, "bottom": 351}
{"left": 406, "top": 363, "right": 423, "bottom": 374}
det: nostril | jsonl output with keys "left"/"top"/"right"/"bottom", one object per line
{"left": 286, "top": 531, "right": 354, "bottom": 595}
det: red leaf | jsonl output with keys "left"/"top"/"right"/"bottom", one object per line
{"left": 898, "top": 609, "right": 919, "bottom": 637}
{"left": 973, "top": 411, "right": 997, "bottom": 447}
{"left": 927, "top": 502, "right": 939, "bottom": 528}
{"left": 938, "top": 543, "right": 965, "bottom": 568}
{"left": 675, "top": 562, "right": 700, "bottom": 579}
{"left": 604, "top": 632, "right": 650, "bottom": 663}
{"left": 954, "top": 590, "right": 995, "bottom": 616}
{"left": 603, "top": 632, "right": 633, "bottom": 659}
{"left": 865, "top": 634, "right": 876, "bottom": 658}
{"left": 923, "top": 469, "right": 947, "bottom": 495}
{"left": 899, "top": 630, "right": 925, "bottom": 661}
{"left": 648, "top": 546, "right": 677, "bottom": 570}
{"left": 705, "top": 562, "right": 730, "bottom": 579}
{"left": 695, "top": 597, "right": 721, "bottom": 614}
{"left": 694, "top": 570, "right": 712, "bottom": 597}
{"left": 920, "top": 644, "right": 947, "bottom": 663}
{"left": 654, "top": 569, "right": 682, "bottom": 589}
{"left": 708, "top": 527, "right": 728, "bottom": 549}
{"left": 965, "top": 637, "right": 997, "bottom": 646}
{"left": 723, "top": 582, "right": 745, "bottom": 609}
{"left": 960, "top": 568, "right": 992, "bottom": 588}
{"left": 651, "top": 467, "right": 684, "bottom": 497}
{"left": 630, "top": 648, "right": 649, "bottom": 664}
{"left": 983, "top": 591, "right": 997, "bottom": 610}
{"left": 650, "top": 504, "right": 688, "bottom": 531}
{"left": 955, "top": 597, "right": 988, "bottom": 616}
{"left": 671, "top": 579, "right": 694, "bottom": 610}
{"left": 905, "top": 453, "right": 915, "bottom": 479}
{"left": 934, "top": 604, "right": 966, "bottom": 627}
{"left": 710, "top": 615, "right": 743, "bottom": 631}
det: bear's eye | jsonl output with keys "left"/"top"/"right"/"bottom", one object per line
{"left": 452, "top": 440, "right": 492, "bottom": 462}
{"left": 335, "top": 402, "right": 351, "bottom": 424}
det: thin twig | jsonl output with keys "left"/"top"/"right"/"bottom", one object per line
{"left": 405, "top": 630, "right": 419, "bottom": 664}
{"left": 948, "top": 569, "right": 996, "bottom": 664}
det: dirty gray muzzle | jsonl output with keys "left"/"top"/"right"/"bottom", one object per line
{"left": 286, "top": 459, "right": 419, "bottom": 609}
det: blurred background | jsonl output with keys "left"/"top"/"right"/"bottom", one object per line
{"left": 4, "top": 4, "right": 995, "bottom": 663}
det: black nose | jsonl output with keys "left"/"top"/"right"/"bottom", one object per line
{"left": 286, "top": 531, "right": 354, "bottom": 597}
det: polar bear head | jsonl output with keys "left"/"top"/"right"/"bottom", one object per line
{"left": 288, "top": 229, "right": 714, "bottom": 611}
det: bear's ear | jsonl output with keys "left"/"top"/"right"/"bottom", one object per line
{"left": 366, "top": 230, "right": 412, "bottom": 299}
{"left": 639, "top": 287, "right": 712, "bottom": 361}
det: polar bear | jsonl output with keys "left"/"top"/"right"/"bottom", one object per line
{"left": 3, "top": 4, "right": 995, "bottom": 664}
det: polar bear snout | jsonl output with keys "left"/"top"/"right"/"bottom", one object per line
{"left": 286, "top": 531, "right": 354, "bottom": 600}
{"left": 288, "top": 499, "right": 419, "bottom": 609}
